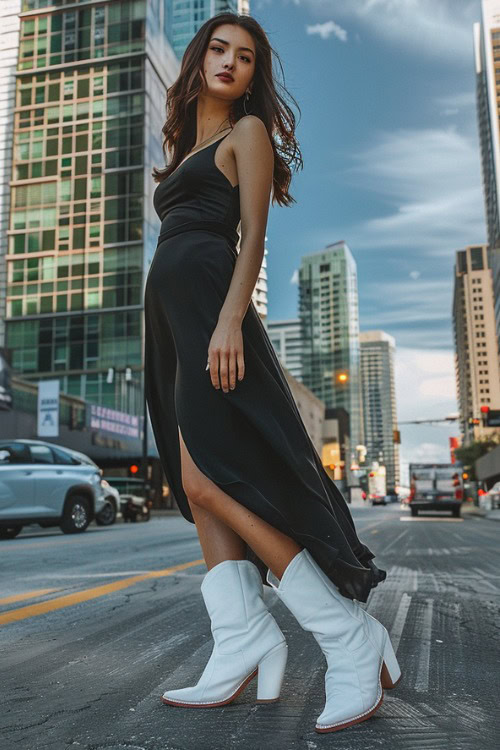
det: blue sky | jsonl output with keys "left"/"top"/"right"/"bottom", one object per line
{"left": 253, "top": 0, "right": 485, "bottom": 476}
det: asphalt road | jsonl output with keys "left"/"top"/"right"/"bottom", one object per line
{"left": 1, "top": 503, "right": 499, "bottom": 750}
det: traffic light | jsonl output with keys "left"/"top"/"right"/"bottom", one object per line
{"left": 462, "top": 472, "right": 469, "bottom": 480}
{"left": 393, "top": 429, "right": 401, "bottom": 444}
{"left": 129, "top": 464, "right": 139, "bottom": 476}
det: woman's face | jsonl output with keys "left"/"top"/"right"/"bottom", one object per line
{"left": 201, "top": 24, "right": 256, "bottom": 103}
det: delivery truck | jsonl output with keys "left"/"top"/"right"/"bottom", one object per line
{"left": 408, "top": 463, "right": 463, "bottom": 517}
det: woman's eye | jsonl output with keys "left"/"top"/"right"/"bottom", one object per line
{"left": 211, "top": 46, "right": 251, "bottom": 63}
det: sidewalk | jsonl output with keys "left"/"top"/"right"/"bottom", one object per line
{"left": 461, "top": 502, "right": 500, "bottom": 522}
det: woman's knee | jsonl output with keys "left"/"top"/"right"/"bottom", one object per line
{"left": 183, "top": 473, "right": 215, "bottom": 508}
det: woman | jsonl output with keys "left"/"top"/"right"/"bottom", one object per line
{"left": 145, "top": 12, "right": 402, "bottom": 733}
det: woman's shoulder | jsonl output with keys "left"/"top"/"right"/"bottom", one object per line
{"left": 233, "top": 114, "right": 267, "bottom": 134}
{"left": 232, "top": 115, "right": 273, "bottom": 150}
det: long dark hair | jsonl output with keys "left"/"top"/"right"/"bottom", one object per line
{"left": 152, "top": 12, "right": 303, "bottom": 207}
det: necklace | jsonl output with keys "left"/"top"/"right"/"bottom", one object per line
{"left": 190, "top": 118, "right": 231, "bottom": 153}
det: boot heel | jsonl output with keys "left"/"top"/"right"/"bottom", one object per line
{"left": 380, "top": 632, "right": 402, "bottom": 689}
{"left": 256, "top": 641, "right": 288, "bottom": 703}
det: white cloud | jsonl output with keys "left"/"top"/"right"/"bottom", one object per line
{"left": 296, "top": 0, "right": 478, "bottom": 63}
{"left": 435, "top": 91, "right": 476, "bottom": 117}
{"left": 306, "top": 20, "right": 347, "bottom": 42}
{"left": 409, "top": 271, "right": 421, "bottom": 280}
{"left": 340, "top": 126, "right": 485, "bottom": 255}
{"left": 394, "top": 346, "right": 459, "bottom": 465}
{"left": 290, "top": 268, "right": 299, "bottom": 284}
{"left": 395, "top": 347, "right": 457, "bottom": 420}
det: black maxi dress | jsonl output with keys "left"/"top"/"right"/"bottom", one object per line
{"left": 144, "top": 129, "right": 385, "bottom": 603}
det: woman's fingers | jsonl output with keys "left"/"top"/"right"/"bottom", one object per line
{"left": 219, "top": 351, "right": 229, "bottom": 392}
{"left": 237, "top": 349, "right": 245, "bottom": 382}
{"left": 206, "top": 350, "right": 244, "bottom": 391}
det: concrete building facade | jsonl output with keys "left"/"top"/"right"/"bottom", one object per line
{"left": 474, "top": 0, "right": 500, "bottom": 361}
{"left": 452, "top": 244, "right": 500, "bottom": 442}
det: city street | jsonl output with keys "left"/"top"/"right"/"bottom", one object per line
{"left": 1, "top": 503, "right": 499, "bottom": 750}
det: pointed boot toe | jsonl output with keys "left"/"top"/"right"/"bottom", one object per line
{"left": 161, "top": 559, "right": 288, "bottom": 708}
{"left": 267, "top": 549, "right": 402, "bottom": 733}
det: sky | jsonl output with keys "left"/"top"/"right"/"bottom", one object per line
{"left": 252, "top": 0, "right": 486, "bottom": 479}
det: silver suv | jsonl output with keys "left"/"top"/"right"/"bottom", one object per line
{"left": 0, "top": 439, "right": 106, "bottom": 538}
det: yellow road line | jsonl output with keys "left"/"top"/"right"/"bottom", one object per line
{"left": 0, "top": 588, "right": 62, "bottom": 605}
{"left": 0, "top": 558, "right": 205, "bottom": 626}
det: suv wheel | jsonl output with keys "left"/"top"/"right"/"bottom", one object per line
{"left": 0, "top": 525, "right": 23, "bottom": 540}
{"left": 411, "top": 506, "right": 418, "bottom": 517}
{"left": 95, "top": 499, "right": 117, "bottom": 526}
{"left": 60, "top": 495, "right": 90, "bottom": 534}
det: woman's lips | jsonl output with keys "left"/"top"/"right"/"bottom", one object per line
{"left": 216, "top": 74, "right": 233, "bottom": 82}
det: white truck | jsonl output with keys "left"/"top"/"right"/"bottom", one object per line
{"left": 368, "top": 463, "right": 387, "bottom": 505}
{"left": 408, "top": 463, "right": 463, "bottom": 517}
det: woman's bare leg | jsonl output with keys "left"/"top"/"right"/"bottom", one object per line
{"left": 179, "top": 426, "right": 301, "bottom": 579}
{"left": 188, "top": 500, "right": 247, "bottom": 568}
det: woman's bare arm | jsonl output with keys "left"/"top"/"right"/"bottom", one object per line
{"left": 218, "top": 115, "right": 274, "bottom": 325}
{"left": 207, "top": 115, "right": 274, "bottom": 393}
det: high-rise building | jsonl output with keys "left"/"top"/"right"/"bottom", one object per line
{"left": 359, "top": 330, "right": 400, "bottom": 491}
{"left": 267, "top": 317, "right": 303, "bottom": 381}
{"left": 299, "top": 241, "right": 364, "bottom": 455}
{"left": 3, "top": 0, "right": 179, "bottom": 413}
{"left": 452, "top": 244, "right": 500, "bottom": 442}
{"left": 0, "top": 1, "right": 22, "bottom": 349}
{"left": 171, "top": 1, "right": 249, "bottom": 60}
{"left": 474, "top": 0, "right": 500, "bottom": 360}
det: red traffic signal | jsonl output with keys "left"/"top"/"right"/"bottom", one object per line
{"left": 129, "top": 464, "right": 139, "bottom": 475}
{"left": 480, "top": 405, "right": 490, "bottom": 413}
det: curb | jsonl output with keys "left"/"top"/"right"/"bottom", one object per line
{"left": 462, "top": 504, "right": 500, "bottom": 522}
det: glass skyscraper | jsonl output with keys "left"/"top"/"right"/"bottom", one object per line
{"left": 3, "top": 0, "right": 179, "bottom": 413}
{"left": 359, "top": 330, "right": 400, "bottom": 491}
{"left": 299, "top": 241, "right": 364, "bottom": 455}
{"left": 474, "top": 1, "right": 500, "bottom": 364}
{"left": 170, "top": 1, "right": 249, "bottom": 61}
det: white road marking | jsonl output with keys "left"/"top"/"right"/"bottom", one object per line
{"left": 379, "top": 528, "right": 408, "bottom": 554}
{"left": 414, "top": 598, "right": 434, "bottom": 693}
{"left": 400, "top": 517, "right": 463, "bottom": 522}
{"left": 389, "top": 592, "right": 412, "bottom": 655}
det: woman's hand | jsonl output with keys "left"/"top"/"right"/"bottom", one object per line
{"left": 206, "top": 319, "right": 245, "bottom": 392}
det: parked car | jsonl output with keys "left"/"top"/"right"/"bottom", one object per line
{"left": 95, "top": 480, "right": 121, "bottom": 526}
{"left": 371, "top": 495, "right": 388, "bottom": 506}
{"left": 103, "top": 477, "right": 153, "bottom": 523}
{"left": 0, "top": 439, "right": 107, "bottom": 538}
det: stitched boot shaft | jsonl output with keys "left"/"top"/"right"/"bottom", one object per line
{"left": 162, "top": 559, "right": 287, "bottom": 707}
{"left": 267, "top": 549, "right": 399, "bottom": 731}
{"left": 201, "top": 559, "right": 283, "bottom": 657}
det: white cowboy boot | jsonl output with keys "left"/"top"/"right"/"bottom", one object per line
{"left": 266, "top": 549, "right": 401, "bottom": 732}
{"left": 161, "top": 559, "right": 288, "bottom": 707}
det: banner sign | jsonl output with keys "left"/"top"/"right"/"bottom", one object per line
{"left": 37, "top": 379, "right": 60, "bottom": 437}
{"left": 88, "top": 404, "right": 139, "bottom": 439}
